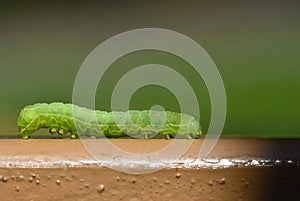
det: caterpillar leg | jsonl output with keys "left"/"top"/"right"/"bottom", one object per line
{"left": 51, "top": 127, "right": 78, "bottom": 139}
{"left": 58, "top": 128, "right": 80, "bottom": 139}
{"left": 182, "top": 133, "right": 192, "bottom": 140}
{"left": 50, "top": 127, "right": 78, "bottom": 139}
{"left": 49, "top": 127, "right": 58, "bottom": 134}
{"left": 140, "top": 130, "right": 157, "bottom": 139}
{"left": 70, "top": 133, "right": 79, "bottom": 139}
{"left": 58, "top": 128, "right": 67, "bottom": 135}
{"left": 160, "top": 130, "right": 174, "bottom": 140}
{"left": 144, "top": 133, "right": 149, "bottom": 139}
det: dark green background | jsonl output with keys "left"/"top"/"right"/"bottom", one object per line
{"left": 1, "top": 1, "right": 299, "bottom": 137}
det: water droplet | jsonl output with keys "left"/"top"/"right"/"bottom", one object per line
{"left": 190, "top": 178, "right": 196, "bottom": 185}
{"left": 202, "top": 158, "right": 220, "bottom": 164}
{"left": 65, "top": 177, "right": 72, "bottom": 182}
{"left": 2, "top": 176, "right": 8, "bottom": 182}
{"left": 250, "top": 160, "right": 259, "bottom": 166}
{"left": 175, "top": 173, "right": 181, "bottom": 178}
{"left": 111, "top": 189, "right": 118, "bottom": 196}
{"left": 17, "top": 175, "right": 24, "bottom": 181}
{"left": 56, "top": 180, "right": 61, "bottom": 185}
{"left": 97, "top": 184, "right": 105, "bottom": 193}
{"left": 219, "top": 178, "right": 225, "bottom": 185}
{"left": 219, "top": 159, "right": 234, "bottom": 166}
{"left": 15, "top": 185, "right": 20, "bottom": 192}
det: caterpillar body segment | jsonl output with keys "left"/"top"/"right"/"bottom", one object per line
{"left": 17, "top": 102, "right": 202, "bottom": 140}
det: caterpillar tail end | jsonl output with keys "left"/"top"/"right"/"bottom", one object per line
{"left": 196, "top": 129, "right": 202, "bottom": 139}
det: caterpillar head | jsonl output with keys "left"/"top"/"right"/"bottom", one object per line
{"left": 17, "top": 105, "right": 38, "bottom": 139}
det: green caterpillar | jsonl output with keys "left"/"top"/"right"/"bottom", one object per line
{"left": 17, "top": 102, "right": 202, "bottom": 140}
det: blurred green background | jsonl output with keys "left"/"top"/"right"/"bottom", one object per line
{"left": 0, "top": 1, "right": 299, "bottom": 138}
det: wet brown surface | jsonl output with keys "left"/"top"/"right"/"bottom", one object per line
{"left": 1, "top": 138, "right": 300, "bottom": 159}
{"left": 0, "top": 166, "right": 299, "bottom": 201}
{"left": 0, "top": 139, "right": 299, "bottom": 201}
